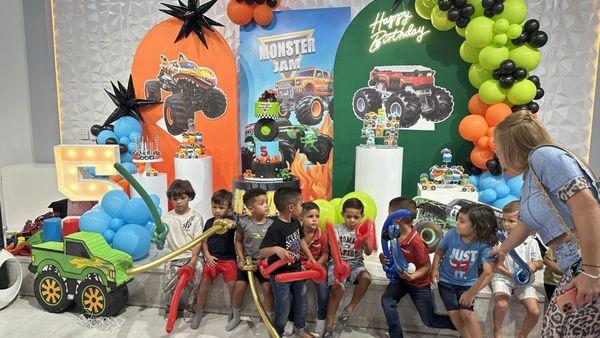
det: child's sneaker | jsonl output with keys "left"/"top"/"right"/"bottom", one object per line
{"left": 284, "top": 321, "right": 294, "bottom": 336}
{"left": 315, "top": 319, "right": 325, "bottom": 335}
{"left": 190, "top": 310, "right": 204, "bottom": 330}
{"left": 321, "top": 327, "right": 334, "bottom": 338}
{"left": 337, "top": 307, "right": 352, "bottom": 326}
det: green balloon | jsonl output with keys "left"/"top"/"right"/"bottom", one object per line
{"left": 479, "top": 80, "right": 507, "bottom": 104}
{"left": 465, "top": 16, "right": 495, "bottom": 48}
{"left": 431, "top": 7, "right": 456, "bottom": 31}
{"left": 456, "top": 26, "right": 466, "bottom": 37}
{"left": 493, "top": 33, "right": 508, "bottom": 46}
{"left": 415, "top": 0, "right": 433, "bottom": 20}
{"left": 493, "top": 19, "right": 510, "bottom": 33}
{"left": 467, "top": 0, "right": 485, "bottom": 18}
{"left": 508, "top": 79, "right": 537, "bottom": 104}
{"left": 460, "top": 41, "right": 481, "bottom": 63}
{"left": 423, "top": 0, "right": 436, "bottom": 7}
{"left": 509, "top": 45, "right": 541, "bottom": 71}
{"left": 495, "top": 0, "right": 527, "bottom": 24}
{"left": 507, "top": 24, "right": 522, "bottom": 39}
{"left": 479, "top": 45, "right": 510, "bottom": 70}
{"left": 468, "top": 63, "right": 493, "bottom": 89}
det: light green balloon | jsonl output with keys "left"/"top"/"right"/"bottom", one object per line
{"left": 468, "top": 63, "right": 493, "bottom": 89}
{"left": 493, "top": 33, "right": 508, "bottom": 46}
{"left": 415, "top": 0, "right": 434, "bottom": 20}
{"left": 456, "top": 26, "right": 466, "bottom": 37}
{"left": 431, "top": 7, "right": 456, "bottom": 31}
{"left": 509, "top": 45, "right": 541, "bottom": 71}
{"left": 460, "top": 41, "right": 481, "bottom": 63}
{"left": 422, "top": 0, "right": 436, "bottom": 8}
{"left": 479, "top": 80, "right": 508, "bottom": 104}
{"left": 507, "top": 24, "right": 522, "bottom": 39}
{"left": 495, "top": 0, "right": 527, "bottom": 24}
{"left": 467, "top": 0, "right": 485, "bottom": 18}
{"left": 507, "top": 79, "right": 537, "bottom": 104}
{"left": 493, "top": 19, "right": 510, "bottom": 33}
{"left": 465, "top": 16, "right": 495, "bottom": 48}
{"left": 479, "top": 45, "right": 510, "bottom": 70}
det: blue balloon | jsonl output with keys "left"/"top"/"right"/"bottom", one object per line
{"left": 127, "top": 142, "right": 136, "bottom": 153}
{"left": 97, "top": 130, "right": 118, "bottom": 145}
{"left": 101, "top": 190, "right": 129, "bottom": 218}
{"left": 79, "top": 209, "right": 111, "bottom": 234}
{"left": 109, "top": 218, "right": 125, "bottom": 231}
{"left": 494, "top": 184, "right": 511, "bottom": 199}
{"left": 112, "top": 224, "right": 151, "bottom": 261}
{"left": 119, "top": 136, "right": 130, "bottom": 145}
{"left": 156, "top": 207, "right": 163, "bottom": 217}
{"left": 479, "top": 188, "right": 498, "bottom": 204}
{"left": 92, "top": 203, "right": 103, "bottom": 210}
{"left": 122, "top": 198, "right": 150, "bottom": 225}
{"left": 479, "top": 174, "right": 505, "bottom": 190}
{"left": 492, "top": 195, "right": 519, "bottom": 209}
{"left": 145, "top": 221, "right": 155, "bottom": 233}
{"left": 469, "top": 174, "right": 479, "bottom": 186}
{"left": 507, "top": 174, "right": 524, "bottom": 197}
{"left": 150, "top": 194, "right": 160, "bottom": 207}
{"left": 129, "top": 131, "right": 141, "bottom": 142}
{"left": 114, "top": 116, "right": 142, "bottom": 139}
{"left": 102, "top": 229, "right": 115, "bottom": 244}
{"left": 121, "top": 161, "right": 137, "bottom": 175}
{"left": 121, "top": 151, "right": 133, "bottom": 164}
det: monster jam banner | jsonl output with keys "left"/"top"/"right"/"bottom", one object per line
{"left": 333, "top": 0, "right": 474, "bottom": 198}
{"left": 131, "top": 18, "right": 239, "bottom": 191}
{"left": 239, "top": 8, "right": 351, "bottom": 201}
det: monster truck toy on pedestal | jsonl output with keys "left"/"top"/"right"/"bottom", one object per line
{"left": 232, "top": 176, "right": 300, "bottom": 217}
{"left": 29, "top": 232, "right": 133, "bottom": 317}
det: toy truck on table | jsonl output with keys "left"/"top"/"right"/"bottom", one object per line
{"left": 28, "top": 232, "right": 133, "bottom": 317}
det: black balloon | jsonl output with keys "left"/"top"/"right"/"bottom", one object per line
{"left": 438, "top": 0, "right": 453, "bottom": 11}
{"left": 499, "top": 75, "right": 515, "bottom": 89}
{"left": 456, "top": 17, "right": 470, "bottom": 28}
{"left": 266, "top": 0, "right": 277, "bottom": 7}
{"left": 104, "top": 124, "right": 114, "bottom": 131}
{"left": 105, "top": 137, "right": 118, "bottom": 145}
{"left": 524, "top": 19, "right": 540, "bottom": 33}
{"left": 486, "top": 159, "right": 502, "bottom": 176}
{"left": 484, "top": 8, "right": 494, "bottom": 17}
{"left": 482, "top": 0, "right": 495, "bottom": 9}
{"left": 511, "top": 32, "right": 529, "bottom": 45}
{"left": 535, "top": 87, "right": 545, "bottom": 100}
{"left": 492, "top": 69, "right": 501, "bottom": 80}
{"left": 467, "top": 161, "right": 483, "bottom": 175}
{"left": 90, "top": 124, "right": 103, "bottom": 137}
{"left": 528, "top": 75, "right": 540, "bottom": 87}
{"left": 119, "top": 144, "right": 128, "bottom": 153}
{"left": 255, "top": 0, "right": 265, "bottom": 3}
{"left": 492, "top": 2, "right": 504, "bottom": 14}
{"left": 529, "top": 31, "right": 548, "bottom": 48}
{"left": 447, "top": 8, "right": 461, "bottom": 21}
{"left": 453, "top": 0, "right": 467, "bottom": 9}
{"left": 461, "top": 5, "right": 475, "bottom": 17}
{"left": 514, "top": 67, "right": 528, "bottom": 80}
{"left": 499, "top": 60, "right": 516, "bottom": 74}
{"left": 511, "top": 104, "right": 529, "bottom": 112}
{"left": 528, "top": 101, "right": 540, "bottom": 113}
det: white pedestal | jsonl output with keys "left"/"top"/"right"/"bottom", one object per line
{"left": 130, "top": 173, "right": 168, "bottom": 213}
{"left": 174, "top": 157, "right": 213, "bottom": 222}
{"left": 355, "top": 146, "right": 404, "bottom": 250}
{"left": 417, "top": 184, "right": 479, "bottom": 204}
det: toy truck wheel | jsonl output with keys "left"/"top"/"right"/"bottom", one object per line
{"left": 144, "top": 80, "right": 161, "bottom": 101}
{"left": 278, "top": 104, "right": 292, "bottom": 119}
{"left": 254, "top": 118, "right": 279, "bottom": 142}
{"left": 385, "top": 92, "right": 421, "bottom": 128}
{"left": 421, "top": 87, "right": 453, "bottom": 122}
{"left": 415, "top": 219, "right": 443, "bottom": 253}
{"left": 303, "top": 134, "right": 332, "bottom": 165}
{"left": 353, "top": 88, "right": 382, "bottom": 120}
{"left": 295, "top": 95, "right": 324, "bottom": 125}
{"left": 76, "top": 279, "right": 111, "bottom": 317}
{"left": 34, "top": 269, "right": 74, "bottom": 313}
{"left": 279, "top": 141, "right": 295, "bottom": 168}
{"left": 163, "top": 93, "right": 193, "bottom": 136}
{"left": 200, "top": 87, "right": 227, "bottom": 120}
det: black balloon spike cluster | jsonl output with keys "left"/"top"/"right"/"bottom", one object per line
{"left": 160, "top": 0, "right": 223, "bottom": 47}
{"left": 481, "top": 0, "right": 504, "bottom": 18}
{"left": 492, "top": 59, "right": 527, "bottom": 89}
{"left": 438, "top": 0, "right": 475, "bottom": 28}
{"left": 511, "top": 19, "right": 548, "bottom": 48}
{"left": 512, "top": 75, "right": 544, "bottom": 113}
{"left": 486, "top": 155, "right": 503, "bottom": 176}
{"left": 236, "top": 0, "right": 278, "bottom": 6}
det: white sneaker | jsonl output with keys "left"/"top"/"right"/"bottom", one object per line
{"left": 284, "top": 321, "right": 294, "bottom": 336}
{"left": 315, "top": 319, "right": 325, "bottom": 334}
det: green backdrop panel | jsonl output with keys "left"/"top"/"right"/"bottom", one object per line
{"left": 332, "top": 0, "right": 476, "bottom": 198}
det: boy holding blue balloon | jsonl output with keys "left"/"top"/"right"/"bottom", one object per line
{"left": 380, "top": 197, "right": 455, "bottom": 338}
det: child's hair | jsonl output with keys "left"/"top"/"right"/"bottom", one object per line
{"left": 342, "top": 198, "right": 364, "bottom": 213}
{"left": 502, "top": 200, "right": 520, "bottom": 214}
{"left": 273, "top": 187, "right": 302, "bottom": 212}
{"left": 211, "top": 189, "right": 233, "bottom": 208}
{"left": 388, "top": 197, "right": 417, "bottom": 222}
{"left": 301, "top": 201, "right": 319, "bottom": 216}
{"left": 243, "top": 188, "right": 267, "bottom": 207}
{"left": 457, "top": 204, "right": 499, "bottom": 246}
{"left": 166, "top": 179, "right": 195, "bottom": 200}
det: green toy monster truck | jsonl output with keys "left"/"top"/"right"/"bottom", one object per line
{"left": 28, "top": 232, "right": 133, "bottom": 317}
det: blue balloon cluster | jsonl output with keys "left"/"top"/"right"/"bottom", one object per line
{"left": 470, "top": 172, "right": 524, "bottom": 209}
{"left": 95, "top": 116, "right": 142, "bottom": 176}
{"left": 79, "top": 189, "right": 162, "bottom": 261}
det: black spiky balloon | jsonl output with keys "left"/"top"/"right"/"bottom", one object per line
{"left": 160, "top": 0, "right": 224, "bottom": 47}
{"left": 392, "top": 0, "right": 403, "bottom": 11}
{"left": 102, "top": 75, "right": 161, "bottom": 127}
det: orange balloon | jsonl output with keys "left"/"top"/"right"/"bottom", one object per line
{"left": 477, "top": 136, "right": 490, "bottom": 149}
{"left": 485, "top": 103, "right": 512, "bottom": 127}
{"left": 487, "top": 126, "right": 495, "bottom": 137}
{"left": 468, "top": 94, "right": 490, "bottom": 116}
{"left": 459, "top": 115, "right": 489, "bottom": 141}
{"left": 489, "top": 137, "right": 496, "bottom": 152}
{"left": 470, "top": 147, "right": 494, "bottom": 170}
{"left": 227, "top": 0, "right": 254, "bottom": 25}
{"left": 254, "top": 5, "right": 274, "bottom": 26}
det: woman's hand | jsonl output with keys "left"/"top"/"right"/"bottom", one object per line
{"left": 564, "top": 271, "right": 600, "bottom": 305}
{"left": 487, "top": 245, "right": 507, "bottom": 264}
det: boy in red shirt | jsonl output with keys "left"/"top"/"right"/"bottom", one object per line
{"left": 379, "top": 197, "right": 456, "bottom": 337}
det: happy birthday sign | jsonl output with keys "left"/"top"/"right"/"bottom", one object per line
{"left": 369, "top": 11, "right": 431, "bottom": 53}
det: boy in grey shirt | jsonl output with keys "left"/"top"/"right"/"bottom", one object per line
{"left": 226, "top": 188, "right": 274, "bottom": 331}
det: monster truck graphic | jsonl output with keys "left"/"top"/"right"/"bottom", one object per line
{"left": 144, "top": 53, "right": 228, "bottom": 135}
{"left": 274, "top": 67, "right": 334, "bottom": 125}
{"left": 353, "top": 66, "right": 454, "bottom": 128}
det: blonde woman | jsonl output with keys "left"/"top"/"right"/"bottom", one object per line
{"left": 488, "top": 110, "right": 600, "bottom": 336}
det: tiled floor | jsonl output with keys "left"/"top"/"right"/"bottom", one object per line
{"left": 1, "top": 296, "right": 457, "bottom": 338}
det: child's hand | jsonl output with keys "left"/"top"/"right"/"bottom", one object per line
{"left": 379, "top": 253, "right": 389, "bottom": 266}
{"left": 459, "top": 289, "right": 476, "bottom": 307}
{"left": 399, "top": 272, "right": 415, "bottom": 281}
{"left": 431, "top": 268, "right": 439, "bottom": 284}
{"left": 275, "top": 247, "right": 293, "bottom": 261}
{"left": 237, "top": 258, "right": 246, "bottom": 269}
{"left": 184, "top": 261, "right": 196, "bottom": 271}
{"left": 205, "top": 254, "right": 217, "bottom": 268}
{"left": 309, "top": 257, "right": 317, "bottom": 265}
{"left": 527, "top": 261, "right": 539, "bottom": 273}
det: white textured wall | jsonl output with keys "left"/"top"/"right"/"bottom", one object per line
{"left": 52, "top": 0, "right": 600, "bottom": 160}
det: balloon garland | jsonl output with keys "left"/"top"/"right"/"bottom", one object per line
{"left": 227, "top": 0, "right": 280, "bottom": 26}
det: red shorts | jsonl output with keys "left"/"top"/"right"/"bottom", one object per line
{"left": 201, "top": 259, "right": 237, "bottom": 282}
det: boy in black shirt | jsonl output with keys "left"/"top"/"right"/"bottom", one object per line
{"left": 259, "top": 187, "right": 316, "bottom": 338}
{"left": 191, "top": 189, "right": 237, "bottom": 329}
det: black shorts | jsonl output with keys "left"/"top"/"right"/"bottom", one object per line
{"left": 236, "top": 268, "right": 270, "bottom": 284}
{"left": 438, "top": 280, "right": 474, "bottom": 311}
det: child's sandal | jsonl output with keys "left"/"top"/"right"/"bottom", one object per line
{"left": 338, "top": 307, "right": 352, "bottom": 326}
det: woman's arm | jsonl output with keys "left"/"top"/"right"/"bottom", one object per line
{"left": 488, "top": 221, "right": 530, "bottom": 259}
